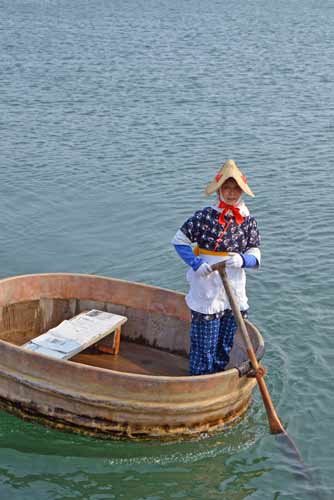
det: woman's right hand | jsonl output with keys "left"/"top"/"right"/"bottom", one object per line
{"left": 195, "top": 262, "right": 212, "bottom": 277}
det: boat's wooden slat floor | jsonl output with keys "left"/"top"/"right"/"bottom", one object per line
{"left": 71, "top": 340, "right": 189, "bottom": 377}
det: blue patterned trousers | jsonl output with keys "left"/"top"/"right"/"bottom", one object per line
{"left": 189, "top": 309, "right": 248, "bottom": 376}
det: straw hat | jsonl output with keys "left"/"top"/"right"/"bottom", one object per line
{"left": 205, "top": 159, "right": 255, "bottom": 197}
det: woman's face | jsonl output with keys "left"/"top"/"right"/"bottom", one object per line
{"left": 219, "top": 178, "right": 242, "bottom": 205}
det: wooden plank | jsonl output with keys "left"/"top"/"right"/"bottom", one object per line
{"left": 72, "top": 340, "right": 189, "bottom": 376}
{"left": 23, "top": 310, "right": 127, "bottom": 360}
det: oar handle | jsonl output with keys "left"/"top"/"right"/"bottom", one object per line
{"left": 211, "top": 261, "right": 285, "bottom": 434}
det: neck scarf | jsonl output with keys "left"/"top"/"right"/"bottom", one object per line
{"left": 218, "top": 200, "right": 245, "bottom": 225}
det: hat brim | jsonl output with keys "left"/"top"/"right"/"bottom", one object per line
{"left": 205, "top": 175, "right": 255, "bottom": 197}
{"left": 205, "top": 174, "right": 255, "bottom": 197}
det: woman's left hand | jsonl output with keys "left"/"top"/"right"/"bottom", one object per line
{"left": 225, "top": 254, "right": 243, "bottom": 268}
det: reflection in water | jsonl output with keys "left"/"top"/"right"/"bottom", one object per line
{"left": 0, "top": 403, "right": 264, "bottom": 463}
{"left": 1, "top": 402, "right": 322, "bottom": 500}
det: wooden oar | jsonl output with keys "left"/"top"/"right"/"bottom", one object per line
{"left": 211, "top": 261, "right": 285, "bottom": 434}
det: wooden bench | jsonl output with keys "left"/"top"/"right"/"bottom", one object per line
{"left": 23, "top": 310, "right": 128, "bottom": 360}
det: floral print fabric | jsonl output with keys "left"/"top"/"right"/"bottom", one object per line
{"left": 180, "top": 206, "right": 260, "bottom": 253}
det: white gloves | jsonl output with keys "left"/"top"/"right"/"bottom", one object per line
{"left": 224, "top": 253, "right": 244, "bottom": 268}
{"left": 195, "top": 255, "right": 243, "bottom": 276}
{"left": 195, "top": 262, "right": 212, "bottom": 277}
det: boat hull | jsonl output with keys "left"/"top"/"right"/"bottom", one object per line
{"left": 0, "top": 273, "right": 263, "bottom": 439}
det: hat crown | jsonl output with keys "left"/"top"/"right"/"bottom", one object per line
{"left": 219, "top": 159, "right": 240, "bottom": 175}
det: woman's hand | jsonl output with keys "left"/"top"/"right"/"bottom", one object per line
{"left": 195, "top": 262, "right": 212, "bottom": 277}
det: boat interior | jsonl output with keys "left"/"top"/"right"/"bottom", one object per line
{"left": 0, "top": 296, "right": 262, "bottom": 377}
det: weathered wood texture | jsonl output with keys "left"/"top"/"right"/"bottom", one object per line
{"left": 73, "top": 340, "right": 189, "bottom": 377}
{"left": 0, "top": 273, "right": 264, "bottom": 439}
{"left": 0, "top": 298, "right": 191, "bottom": 356}
{"left": 0, "top": 296, "right": 258, "bottom": 369}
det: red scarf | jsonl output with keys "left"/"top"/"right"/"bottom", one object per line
{"left": 218, "top": 201, "right": 245, "bottom": 226}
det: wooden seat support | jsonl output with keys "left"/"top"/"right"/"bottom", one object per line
{"left": 96, "top": 327, "right": 122, "bottom": 355}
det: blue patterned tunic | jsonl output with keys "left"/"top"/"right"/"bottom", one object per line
{"left": 180, "top": 206, "right": 261, "bottom": 253}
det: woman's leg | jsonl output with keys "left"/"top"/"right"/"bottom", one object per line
{"left": 189, "top": 311, "right": 220, "bottom": 375}
{"left": 214, "top": 310, "right": 248, "bottom": 371}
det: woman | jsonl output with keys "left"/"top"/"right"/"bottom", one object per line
{"left": 172, "top": 159, "right": 261, "bottom": 375}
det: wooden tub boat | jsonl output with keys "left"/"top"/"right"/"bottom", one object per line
{"left": 0, "top": 273, "right": 264, "bottom": 439}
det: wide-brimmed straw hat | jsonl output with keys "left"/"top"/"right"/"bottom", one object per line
{"left": 205, "top": 159, "right": 255, "bottom": 197}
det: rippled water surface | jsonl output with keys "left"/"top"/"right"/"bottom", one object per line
{"left": 1, "top": 0, "right": 334, "bottom": 498}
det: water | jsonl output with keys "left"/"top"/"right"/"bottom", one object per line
{"left": 1, "top": 0, "right": 334, "bottom": 498}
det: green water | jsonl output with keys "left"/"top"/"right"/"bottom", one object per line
{"left": 1, "top": 0, "right": 334, "bottom": 498}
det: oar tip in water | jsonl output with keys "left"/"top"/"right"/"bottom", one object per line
{"left": 211, "top": 262, "right": 286, "bottom": 436}
{"left": 210, "top": 262, "right": 321, "bottom": 493}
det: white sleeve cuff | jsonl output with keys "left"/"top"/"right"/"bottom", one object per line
{"left": 171, "top": 229, "right": 192, "bottom": 246}
{"left": 245, "top": 247, "right": 261, "bottom": 266}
